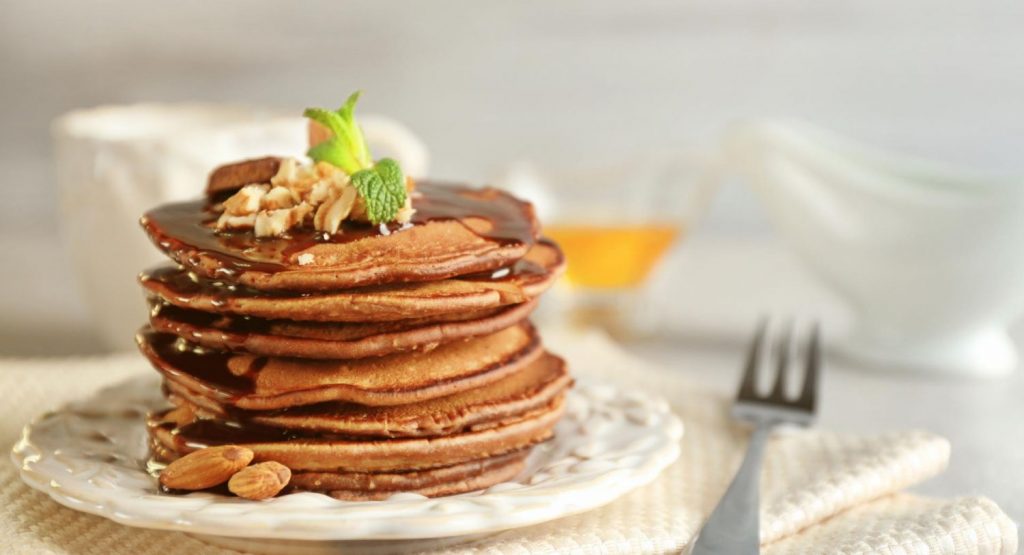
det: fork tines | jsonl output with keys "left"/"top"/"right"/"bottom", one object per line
{"left": 737, "top": 319, "right": 820, "bottom": 414}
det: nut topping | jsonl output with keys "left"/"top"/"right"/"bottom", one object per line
{"left": 213, "top": 157, "right": 414, "bottom": 237}
{"left": 228, "top": 461, "right": 292, "bottom": 500}
{"left": 262, "top": 186, "right": 296, "bottom": 210}
{"left": 313, "top": 185, "right": 357, "bottom": 234}
{"left": 159, "top": 445, "right": 254, "bottom": 491}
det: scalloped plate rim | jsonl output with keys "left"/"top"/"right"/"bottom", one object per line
{"left": 11, "top": 374, "right": 682, "bottom": 541}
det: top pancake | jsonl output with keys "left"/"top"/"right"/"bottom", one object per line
{"left": 140, "top": 183, "right": 540, "bottom": 291}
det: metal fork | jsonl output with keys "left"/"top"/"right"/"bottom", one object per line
{"left": 690, "top": 321, "right": 821, "bottom": 555}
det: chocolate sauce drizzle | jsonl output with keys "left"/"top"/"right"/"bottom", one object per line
{"left": 143, "top": 327, "right": 408, "bottom": 447}
{"left": 140, "top": 183, "right": 538, "bottom": 278}
{"left": 138, "top": 330, "right": 254, "bottom": 403}
{"left": 156, "top": 413, "right": 309, "bottom": 449}
{"left": 142, "top": 331, "right": 339, "bottom": 444}
{"left": 140, "top": 238, "right": 558, "bottom": 305}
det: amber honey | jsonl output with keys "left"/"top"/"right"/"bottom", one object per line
{"left": 544, "top": 224, "right": 681, "bottom": 288}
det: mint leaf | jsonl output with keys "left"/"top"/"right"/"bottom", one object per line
{"left": 307, "top": 137, "right": 358, "bottom": 173}
{"left": 305, "top": 92, "right": 408, "bottom": 225}
{"left": 305, "top": 92, "right": 372, "bottom": 173}
{"left": 303, "top": 108, "right": 345, "bottom": 137}
{"left": 351, "top": 158, "right": 406, "bottom": 225}
{"left": 337, "top": 91, "right": 360, "bottom": 123}
{"left": 333, "top": 92, "right": 371, "bottom": 168}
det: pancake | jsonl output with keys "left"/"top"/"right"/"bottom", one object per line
{"left": 165, "top": 352, "right": 571, "bottom": 438}
{"left": 140, "top": 240, "right": 564, "bottom": 323}
{"left": 138, "top": 322, "right": 542, "bottom": 409}
{"left": 148, "top": 298, "right": 538, "bottom": 359}
{"left": 289, "top": 450, "right": 529, "bottom": 500}
{"left": 140, "top": 183, "right": 540, "bottom": 291}
{"left": 137, "top": 148, "right": 571, "bottom": 500}
{"left": 150, "top": 439, "right": 528, "bottom": 500}
{"left": 147, "top": 396, "right": 563, "bottom": 472}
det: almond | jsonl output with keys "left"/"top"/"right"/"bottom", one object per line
{"left": 159, "top": 445, "right": 254, "bottom": 491}
{"left": 228, "top": 461, "right": 291, "bottom": 500}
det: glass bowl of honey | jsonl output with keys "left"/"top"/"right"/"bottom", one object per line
{"left": 502, "top": 150, "right": 721, "bottom": 335}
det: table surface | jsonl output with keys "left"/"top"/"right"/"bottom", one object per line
{"left": 621, "top": 237, "right": 1024, "bottom": 527}
{"left": 2, "top": 231, "right": 1022, "bottom": 528}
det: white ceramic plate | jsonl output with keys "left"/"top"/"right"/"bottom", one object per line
{"left": 12, "top": 374, "right": 681, "bottom": 546}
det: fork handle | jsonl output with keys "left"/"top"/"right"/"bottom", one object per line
{"left": 690, "top": 424, "right": 772, "bottom": 555}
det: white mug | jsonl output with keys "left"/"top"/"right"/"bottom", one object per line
{"left": 53, "top": 103, "right": 428, "bottom": 351}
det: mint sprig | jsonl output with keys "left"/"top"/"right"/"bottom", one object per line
{"left": 304, "top": 92, "right": 407, "bottom": 225}
{"left": 350, "top": 159, "right": 406, "bottom": 225}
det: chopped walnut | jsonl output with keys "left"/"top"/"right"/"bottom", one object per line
{"left": 218, "top": 214, "right": 257, "bottom": 229}
{"left": 222, "top": 184, "right": 267, "bottom": 216}
{"left": 262, "top": 186, "right": 295, "bottom": 210}
{"left": 255, "top": 205, "right": 310, "bottom": 237}
{"left": 214, "top": 157, "right": 415, "bottom": 237}
{"left": 314, "top": 186, "right": 357, "bottom": 234}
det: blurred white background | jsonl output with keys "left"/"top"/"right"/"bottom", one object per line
{"left": 2, "top": 0, "right": 1024, "bottom": 353}
{"left": 3, "top": 0, "right": 1024, "bottom": 526}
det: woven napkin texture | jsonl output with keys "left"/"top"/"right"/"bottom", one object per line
{"left": 1, "top": 332, "right": 1018, "bottom": 555}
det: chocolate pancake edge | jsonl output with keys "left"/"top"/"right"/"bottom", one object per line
{"left": 149, "top": 440, "right": 529, "bottom": 500}
{"left": 165, "top": 351, "right": 572, "bottom": 438}
{"left": 148, "top": 396, "right": 564, "bottom": 472}
{"left": 139, "top": 241, "right": 563, "bottom": 323}
{"left": 137, "top": 322, "right": 544, "bottom": 409}
{"left": 141, "top": 183, "right": 540, "bottom": 291}
{"left": 290, "top": 450, "right": 529, "bottom": 500}
{"left": 149, "top": 299, "right": 539, "bottom": 359}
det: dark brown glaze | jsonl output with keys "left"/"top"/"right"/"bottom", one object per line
{"left": 147, "top": 302, "right": 493, "bottom": 339}
{"left": 137, "top": 322, "right": 542, "bottom": 409}
{"left": 157, "top": 351, "right": 573, "bottom": 442}
{"left": 150, "top": 303, "right": 272, "bottom": 339}
{"left": 140, "top": 267, "right": 301, "bottom": 302}
{"left": 463, "top": 240, "right": 556, "bottom": 283}
{"left": 150, "top": 410, "right": 314, "bottom": 449}
{"left": 136, "top": 329, "right": 255, "bottom": 403}
{"left": 409, "top": 184, "right": 537, "bottom": 246}
{"left": 148, "top": 295, "right": 541, "bottom": 361}
{"left": 140, "top": 183, "right": 539, "bottom": 280}
{"left": 150, "top": 395, "right": 563, "bottom": 450}
{"left": 139, "top": 239, "right": 559, "bottom": 303}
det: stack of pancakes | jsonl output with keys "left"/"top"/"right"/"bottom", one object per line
{"left": 136, "top": 159, "right": 570, "bottom": 500}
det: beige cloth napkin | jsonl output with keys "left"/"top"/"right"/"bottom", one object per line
{"left": 1, "top": 332, "right": 1018, "bottom": 554}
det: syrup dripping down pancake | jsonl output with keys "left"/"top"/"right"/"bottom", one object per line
{"left": 137, "top": 322, "right": 542, "bottom": 410}
{"left": 148, "top": 298, "right": 538, "bottom": 359}
{"left": 147, "top": 397, "right": 563, "bottom": 472}
{"left": 164, "top": 352, "right": 571, "bottom": 438}
{"left": 140, "top": 183, "right": 540, "bottom": 291}
{"left": 140, "top": 240, "right": 564, "bottom": 322}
